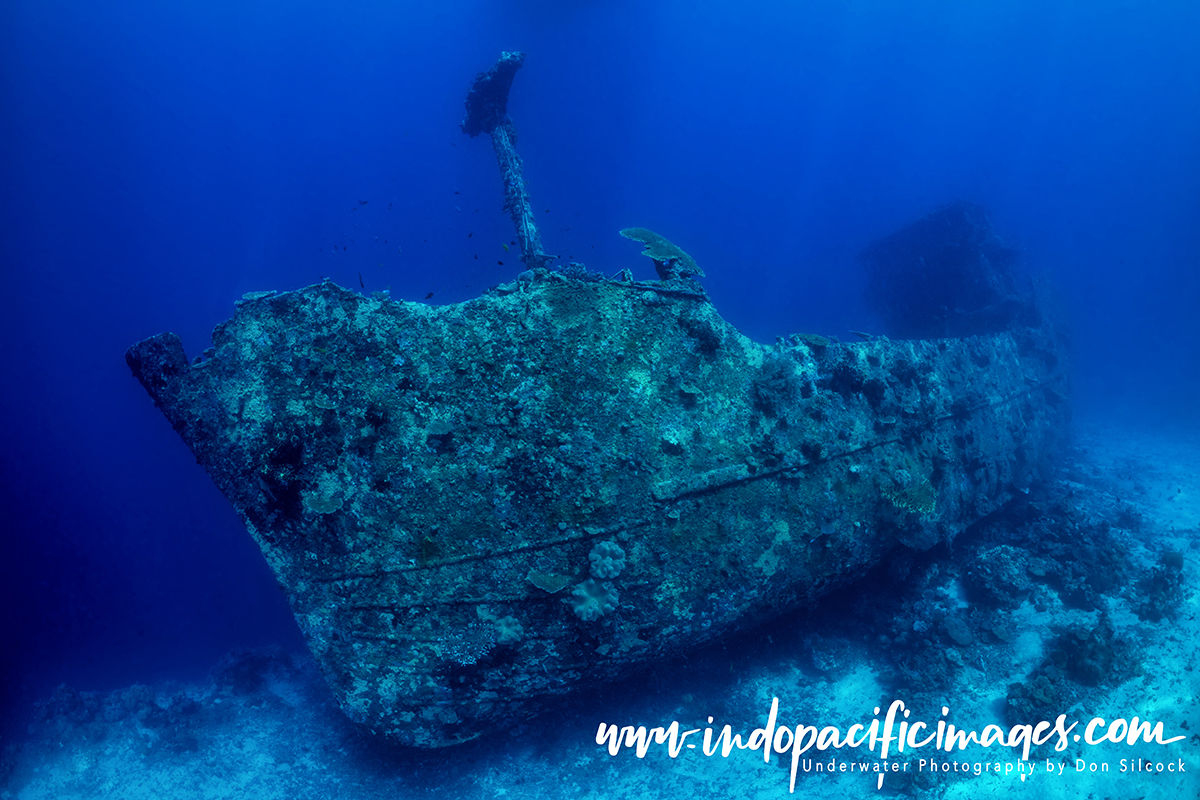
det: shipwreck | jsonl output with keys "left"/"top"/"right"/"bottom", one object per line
{"left": 126, "top": 53, "right": 1069, "bottom": 747}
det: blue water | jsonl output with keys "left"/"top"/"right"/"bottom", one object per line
{"left": 2, "top": 0, "right": 1198, "bottom": 787}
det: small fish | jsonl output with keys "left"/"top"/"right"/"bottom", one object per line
{"left": 467, "top": 232, "right": 473, "bottom": 238}
{"left": 498, "top": 260, "right": 504, "bottom": 265}
{"left": 425, "top": 292, "right": 434, "bottom": 299}
{"left": 398, "top": 245, "right": 402, "bottom": 254}
{"left": 454, "top": 190, "right": 460, "bottom": 195}
{"left": 544, "top": 209, "right": 550, "bottom": 213}
{"left": 501, "top": 243, "right": 509, "bottom": 252}
{"left": 342, "top": 246, "right": 347, "bottom": 251}
{"left": 358, "top": 272, "right": 364, "bottom": 288}
{"left": 358, "top": 200, "right": 369, "bottom": 205}
{"left": 474, "top": 254, "right": 478, "bottom": 259}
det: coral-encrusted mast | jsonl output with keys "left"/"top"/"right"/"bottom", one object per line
{"left": 461, "top": 51, "right": 552, "bottom": 270}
